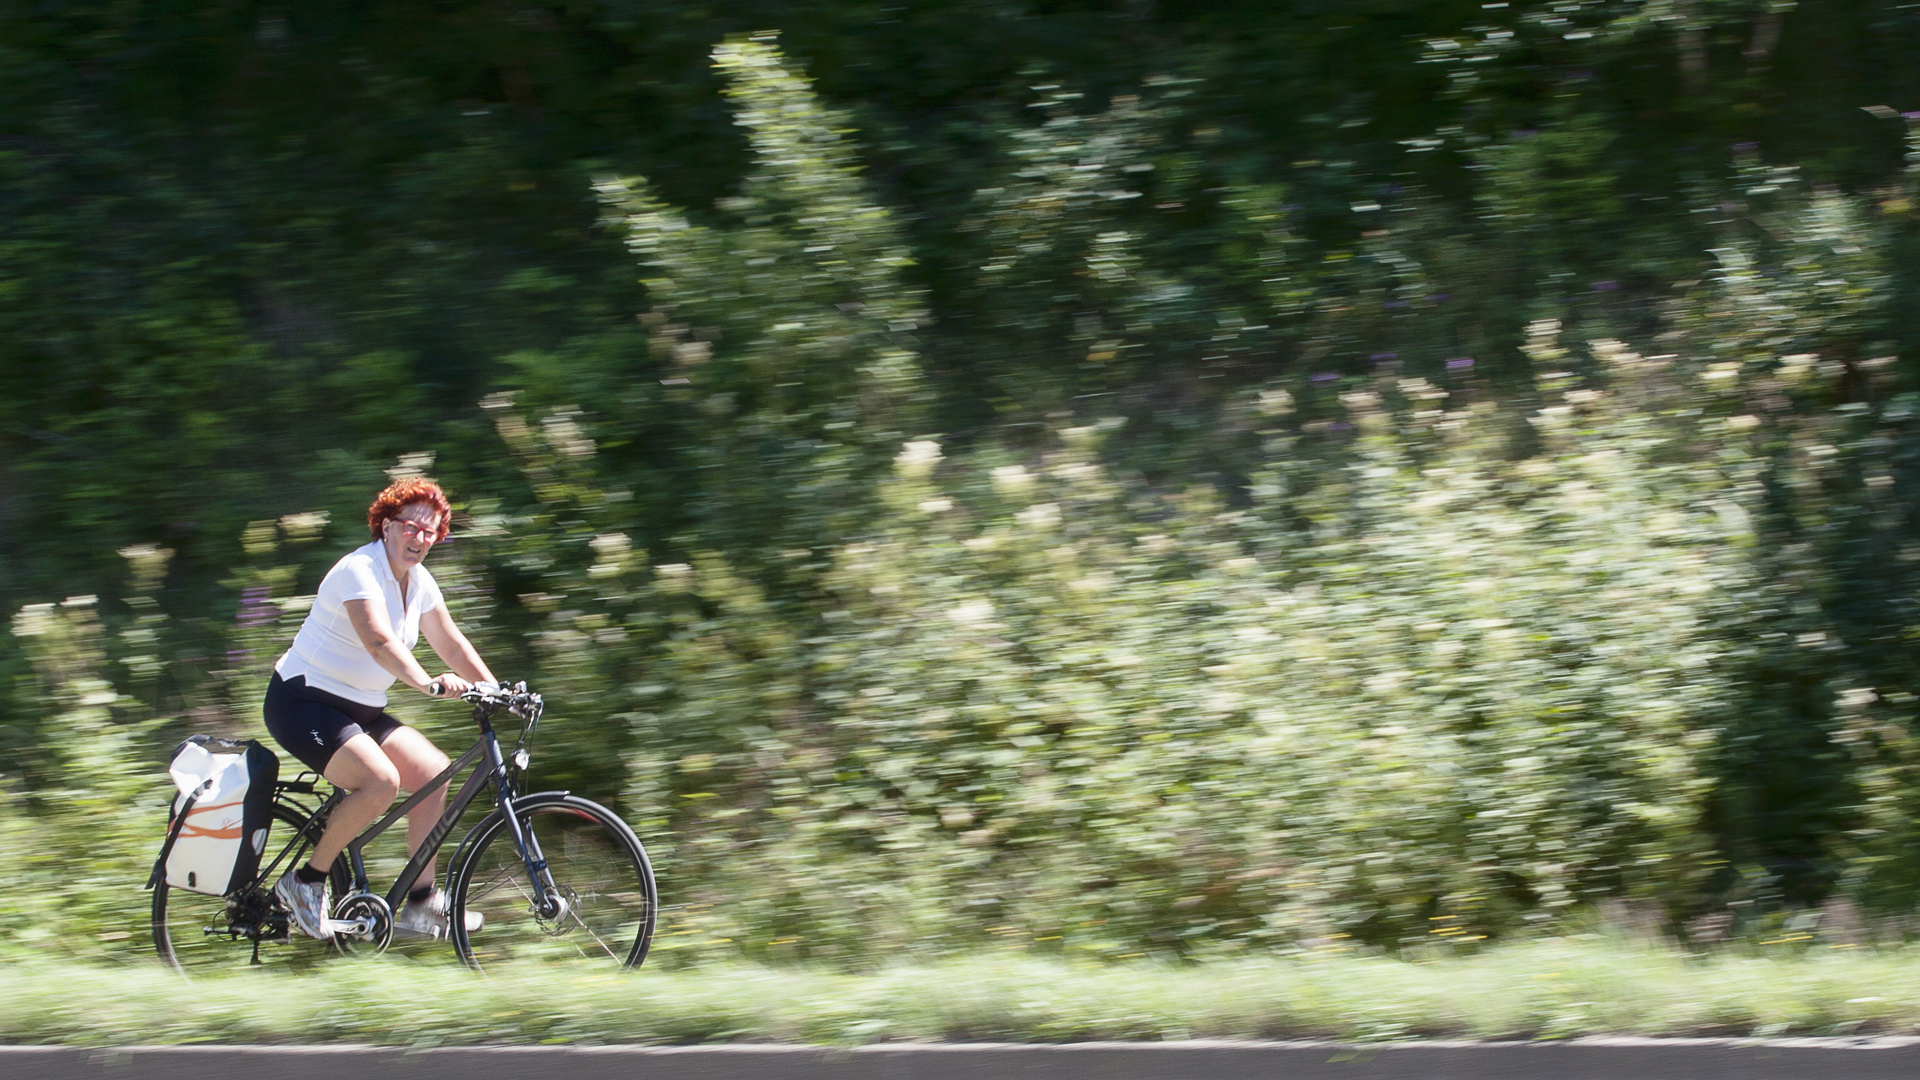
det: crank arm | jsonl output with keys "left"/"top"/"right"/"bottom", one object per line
{"left": 323, "top": 916, "right": 376, "bottom": 937}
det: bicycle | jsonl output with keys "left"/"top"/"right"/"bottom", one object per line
{"left": 151, "top": 681, "right": 657, "bottom": 975}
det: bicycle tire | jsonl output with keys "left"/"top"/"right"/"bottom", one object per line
{"left": 447, "top": 793, "right": 656, "bottom": 972}
{"left": 152, "top": 801, "right": 350, "bottom": 974}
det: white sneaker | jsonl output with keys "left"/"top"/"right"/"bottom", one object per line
{"left": 395, "top": 889, "right": 483, "bottom": 939}
{"left": 272, "top": 870, "right": 332, "bottom": 940}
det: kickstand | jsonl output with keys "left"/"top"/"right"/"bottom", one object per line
{"left": 250, "top": 934, "right": 263, "bottom": 965}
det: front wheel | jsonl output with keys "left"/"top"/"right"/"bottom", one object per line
{"left": 447, "top": 793, "right": 656, "bottom": 971}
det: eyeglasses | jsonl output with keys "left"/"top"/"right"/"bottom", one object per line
{"left": 392, "top": 519, "right": 441, "bottom": 542}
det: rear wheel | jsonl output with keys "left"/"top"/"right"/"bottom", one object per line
{"left": 153, "top": 801, "right": 349, "bottom": 974}
{"left": 448, "top": 794, "right": 656, "bottom": 971}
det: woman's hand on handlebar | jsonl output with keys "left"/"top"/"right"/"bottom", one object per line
{"left": 425, "top": 673, "right": 473, "bottom": 698}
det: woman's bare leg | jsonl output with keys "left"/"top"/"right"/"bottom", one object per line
{"left": 375, "top": 725, "right": 453, "bottom": 895}
{"left": 312, "top": 734, "right": 401, "bottom": 871}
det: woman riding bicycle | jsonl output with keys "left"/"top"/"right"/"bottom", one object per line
{"left": 262, "top": 477, "right": 495, "bottom": 940}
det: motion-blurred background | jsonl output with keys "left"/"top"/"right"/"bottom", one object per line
{"left": 5, "top": 1, "right": 1920, "bottom": 964}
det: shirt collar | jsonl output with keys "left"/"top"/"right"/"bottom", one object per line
{"left": 360, "top": 539, "right": 413, "bottom": 601}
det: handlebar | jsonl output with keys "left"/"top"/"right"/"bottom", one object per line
{"left": 426, "top": 679, "right": 544, "bottom": 720}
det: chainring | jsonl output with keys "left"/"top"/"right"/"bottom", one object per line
{"left": 330, "top": 891, "right": 394, "bottom": 955}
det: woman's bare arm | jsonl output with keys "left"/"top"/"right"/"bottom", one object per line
{"left": 421, "top": 604, "right": 496, "bottom": 685}
{"left": 344, "top": 599, "right": 443, "bottom": 693}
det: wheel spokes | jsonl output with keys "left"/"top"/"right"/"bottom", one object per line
{"left": 453, "top": 801, "right": 654, "bottom": 971}
{"left": 562, "top": 893, "right": 621, "bottom": 960}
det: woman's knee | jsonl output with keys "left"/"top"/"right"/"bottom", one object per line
{"left": 382, "top": 728, "right": 451, "bottom": 792}
{"left": 325, "top": 737, "right": 402, "bottom": 800}
{"left": 364, "top": 764, "right": 401, "bottom": 802}
{"left": 349, "top": 765, "right": 401, "bottom": 803}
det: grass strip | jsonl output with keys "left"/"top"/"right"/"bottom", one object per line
{"left": 3, "top": 939, "right": 1917, "bottom": 1045}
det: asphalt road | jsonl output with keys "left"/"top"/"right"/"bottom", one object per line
{"left": 9, "top": 1039, "right": 1920, "bottom": 1080}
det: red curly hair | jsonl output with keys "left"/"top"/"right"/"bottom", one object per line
{"left": 367, "top": 478, "right": 452, "bottom": 542}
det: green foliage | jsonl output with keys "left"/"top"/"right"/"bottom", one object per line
{"left": 3, "top": 586, "right": 167, "bottom": 958}
{"left": 9, "top": 10, "right": 1920, "bottom": 971}
{"left": 10, "top": 940, "right": 1920, "bottom": 1043}
{"left": 585, "top": 329, "right": 1758, "bottom": 959}
{"left": 950, "top": 85, "right": 1296, "bottom": 412}
{"left": 594, "top": 35, "right": 929, "bottom": 564}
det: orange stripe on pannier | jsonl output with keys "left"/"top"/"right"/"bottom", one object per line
{"left": 179, "top": 824, "right": 245, "bottom": 839}
{"left": 173, "top": 799, "right": 247, "bottom": 840}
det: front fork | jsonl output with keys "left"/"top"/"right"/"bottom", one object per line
{"left": 483, "top": 733, "right": 566, "bottom": 921}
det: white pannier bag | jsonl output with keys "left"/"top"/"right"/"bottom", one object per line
{"left": 158, "top": 736, "right": 279, "bottom": 896}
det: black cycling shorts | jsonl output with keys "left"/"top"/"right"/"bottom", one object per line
{"left": 263, "top": 671, "right": 405, "bottom": 775}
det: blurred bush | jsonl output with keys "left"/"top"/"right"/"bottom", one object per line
{"left": 3, "top": 579, "right": 167, "bottom": 956}
{"left": 551, "top": 317, "right": 1761, "bottom": 960}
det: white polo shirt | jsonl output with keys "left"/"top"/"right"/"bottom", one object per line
{"left": 274, "top": 540, "right": 443, "bottom": 707}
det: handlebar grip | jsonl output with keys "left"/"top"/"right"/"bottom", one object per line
{"left": 426, "top": 680, "right": 446, "bottom": 697}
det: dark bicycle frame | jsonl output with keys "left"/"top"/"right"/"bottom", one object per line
{"left": 277, "top": 696, "right": 562, "bottom": 925}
